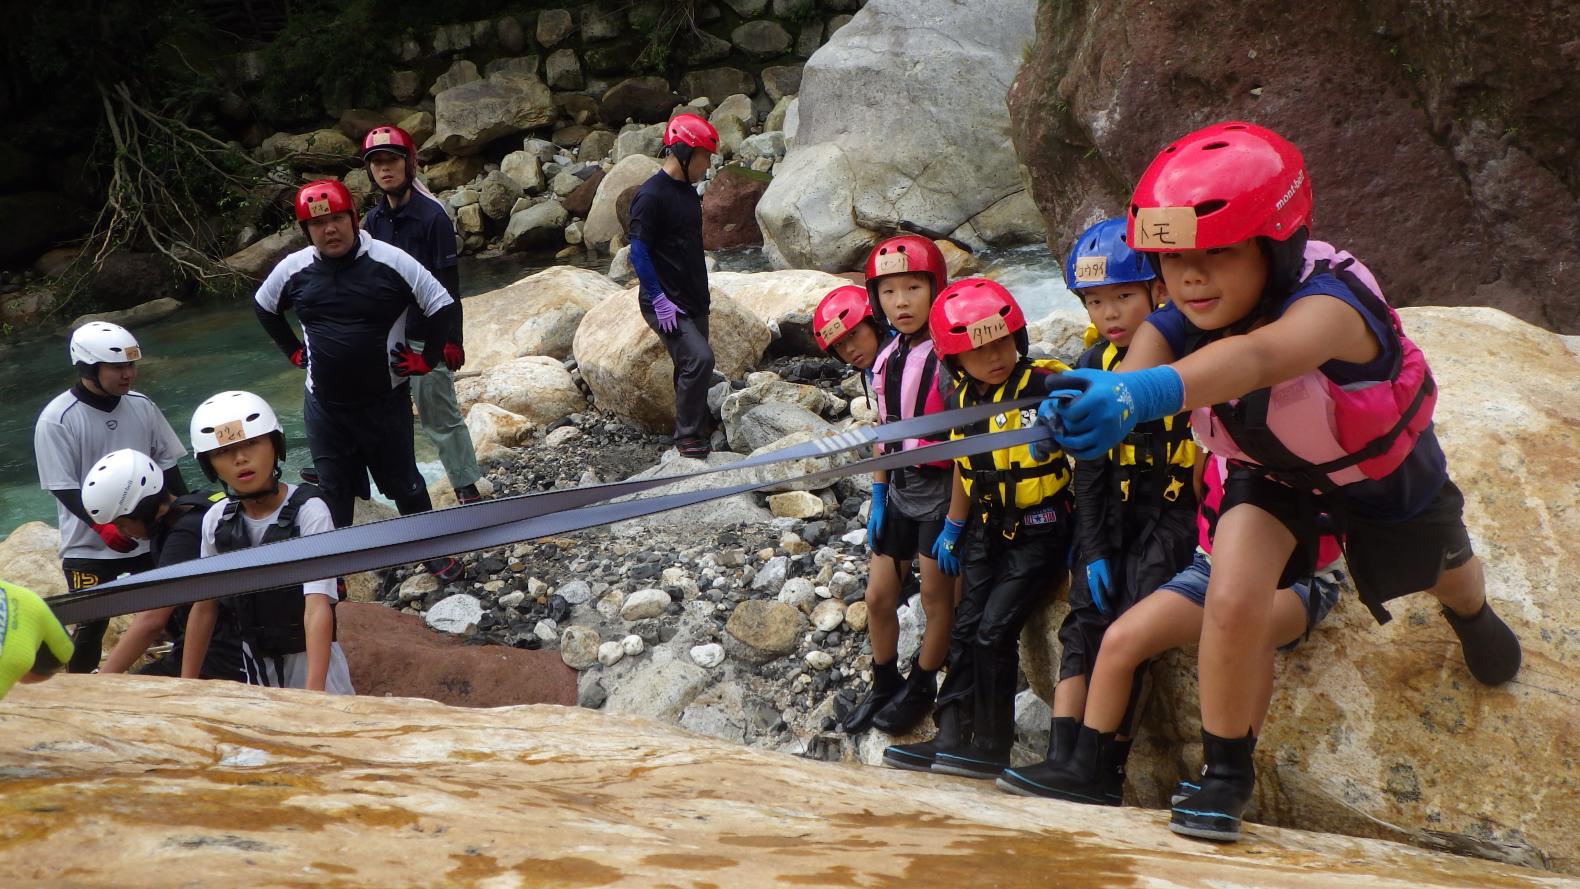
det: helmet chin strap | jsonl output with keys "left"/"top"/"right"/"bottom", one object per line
{"left": 228, "top": 465, "right": 285, "bottom": 501}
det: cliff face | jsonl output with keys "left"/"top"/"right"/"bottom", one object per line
{"left": 0, "top": 675, "right": 1565, "bottom": 888}
{"left": 1007, "top": 0, "right": 1580, "bottom": 333}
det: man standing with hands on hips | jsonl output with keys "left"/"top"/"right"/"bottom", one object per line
{"left": 253, "top": 179, "right": 466, "bottom": 582}
{"left": 627, "top": 113, "right": 718, "bottom": 458}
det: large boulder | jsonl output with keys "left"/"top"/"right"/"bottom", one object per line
{"left": 421, "top": 155, "right": 487, "bottom": 191}
{"left": 477, "top": 170, "right": 523, "bottom": 221}
{"left": 60, "top": 297, "right": 183, "bottom": 334}
{"left": 731, "top": 21, "right": 793, "bottom": 59}
{"left": 572, "top": 286, "right": 771, "bottom": 432}
{"left": 0, "top": 675, "right": 1556, "bottom": 887}
{"left": 708, "top": 268, "right": 848, "bottom": 353}
{"left": 1008, "top": 0, "right": 1580, "bottom": 335}
{"left": 680, "top": 67, "right": 757, "bottom": 101}
{"left": 0, "top": 521, "right": 68, "bottom": 599}
{"left": 501, "top": 199, "right": 569, "bottom": 251}
{"left": 562, "top": 167, "right": 607, "bottom": 218}
{"left": 757, "top": 0, "right": 1044, "bottom": 271}
{"left": 583, "top": 155, "right": 662, "bottom": 251}
{"left": 1019, "top": 307, "right": 1580, "bottom": 872}
{"left": 433, "top": 71, "right": 555, "bottom": 156}
{"left": 462, "top": 265, "right": 622, "bottom": 369}
{"left": 257, "top": 129, "right": 359, "bottom": 168}
{"left": 336, "top": 602, "right": 576, "bottom": 707}
{"left": 452, "top": 356, "right": 586, "bottom": 426}
{"left": 701, "top": 165, "right": 771, "bottom": 250}
{"left": 598, "top": 76, "right": 677, "bottom": 125}
{"left": 613, "top": 452, "right": 774, "bottom": 532}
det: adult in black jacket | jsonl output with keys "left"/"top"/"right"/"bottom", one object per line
{"left": 254, "top": 179, "right": 464, "bottom": 580}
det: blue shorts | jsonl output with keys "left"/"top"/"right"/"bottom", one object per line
{"left": 1159, "top": 550, "right": 1345, "bottom": 650}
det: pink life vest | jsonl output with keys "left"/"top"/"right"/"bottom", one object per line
{"left": 871, "top": 333, "right": 951, "bottom": 468}
{"left": 1190, "top": 241, "right": 1438, "bottom": 493}
{"left": 1198, "top": 455, "right": 1342, "bottom": 566}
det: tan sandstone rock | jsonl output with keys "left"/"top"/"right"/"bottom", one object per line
{"left": 0, "top": 675, "right": 1560, "bottom": 888}
{"left": 572, "top": 286, "right": 770, "bottom": 432}
{"left": 1020, "top": 306, "right": 1580, "bottom": 873}
{"left": 452, "top": 356, "right": 585, "bottom": 426}
{"left": 462, "top": 265, "right": 623, "bottom": 369}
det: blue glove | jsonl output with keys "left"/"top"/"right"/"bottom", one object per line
{"left": 1043, "top": 366, "right": 1184, "bottom": 461}
{"left": 1085, "top": 559, "right": 1113, "bottom": 616}
{"left": 865, "top": 482, "right": 888, "bottom": 549}
{"left": 649, "top": 292, "right": 681, "bottom": 334}
{"left": 931, "top": 517, "right": 965, "bottom": 576}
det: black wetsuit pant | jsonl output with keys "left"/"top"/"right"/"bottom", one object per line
{"left": 304, "top": 383, "right": 432, "bottom": 528}
{"left": 61, "top": 553, "right": 155, "bottom": 673}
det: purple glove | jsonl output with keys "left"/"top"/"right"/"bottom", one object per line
{"left": 650, "top": 292, "right": 681, "bottom": 334}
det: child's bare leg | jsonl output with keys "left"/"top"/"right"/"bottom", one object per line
{"left": 865, "top": 554, "right": 906, "bottom": 663}
{"left": 1429, "top": 555, "right": 1485, "bottom": 618}
{"left": 1084, "top": 592, "right": 1202, "bottom": 734}
{"left": 1250, "top": 586, "right": 1312, "bottom": 734}
{"left": 1052, "top": 675, "right": 1087, "bottom": 720}
{"left": 1198, "top": 504, "right": 1294, "bottom": 738}
{"left": 915, "top": 555, "right": 954, "bottom": 671}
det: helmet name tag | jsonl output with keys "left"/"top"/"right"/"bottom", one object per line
{"left": 213, "top": 420, "right": 248, "bottom": 445}
{"left": 1074, "top": 256, "right": 1108, "bottom": 283}
{"left": 818, "top": 316, "right": 848, "bottom": 344}
{"left": 873, "top": 252, "right": 910, "bottom": 276}
{"left": 307, "top": 198, "right": 333, "bottom": 218}
{"left": 123, "top": 346, "right": 142, "bottom": 361}
{"left": 1133, "top": 207, "right": 1197, "bottom": 250}
{"left": 370, "top": 130, "right": 392, "bottom": 145}
{"left": 967, "top": 315, "right": 1009, "bottom": 348}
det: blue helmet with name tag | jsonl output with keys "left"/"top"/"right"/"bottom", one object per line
{"left": 1063, "top": 218, "right": 1154, "bottom": 292}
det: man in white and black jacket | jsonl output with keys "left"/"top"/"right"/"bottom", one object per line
{"left": 253, "top": 178, "right": 465, "bottom": 581}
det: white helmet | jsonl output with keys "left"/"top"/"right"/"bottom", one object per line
{"left": 190, "top": 390, "right": 285, "bottom": 479}
{"left": 81, "top": 448, "right": 164, "bottom": 523}
{"left": 69, "top": 322, "right": 142, "bottom": 366}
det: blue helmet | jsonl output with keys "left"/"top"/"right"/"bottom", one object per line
{"left": 1063, "top": 218, "right": 1154, "bottom": 291}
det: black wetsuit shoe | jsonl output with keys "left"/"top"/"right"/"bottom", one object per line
{"left": 996, "top": 716, "right": 1078, "bottom": 796}
{"left": 1443, "top": 601, "right": 1521, "bottom": 685}
{"left": 869, "top": 667, "right": 938, "bottom": 735}
{"left": 455, "top": 483, "right": 484, "bottom": 506}
{"left": 424, "top": 557, "right": 465, "bottom": 583}
{"left": 931, "top": 746, "right": 1011, "bottom": 780}
{"left": 1170, "top": 730, "right": 1257, "bottom": 842}
{"left": 998, "top": 722, "right": 1127, "bottom": 804}
{"left": 676, "top": 437, "right": 711, "bottom": 459}
{"left": 840, "top": 661, "right": 904, "bottom": 734}
{"left": 883, "top": 705, "right": 967, "bottom": 772}
{"left": 1170, "top": 779, "right": 1201, "bottom": 807}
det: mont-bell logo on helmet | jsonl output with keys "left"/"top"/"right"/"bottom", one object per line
{"left": 1275, "top": 169, "right": 1306, "bottom": 212}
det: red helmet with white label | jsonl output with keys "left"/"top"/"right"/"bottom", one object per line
{"left": 1128, "top": 121, "right": 1310, "bottom": 252}
{"left": 928, "top": 278, "right": 1027, "bottom": 358}
{"left": 863, "top": 235, "right": 947, "bottom": 317}
{"left": 664, "top": 113, "right": 719, "bottom": 153}
{"left": 294, "top": 179, "right": 357, "bottom": 224}
{"left": 361, "top": 125, "right": 418, "bottom": 177}
{"left": 812, "top": 286, "right": 876, "bottom": 352}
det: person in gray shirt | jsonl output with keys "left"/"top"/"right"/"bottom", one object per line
{"left": 34, "top": 322, "right": 186, "bottom": 672}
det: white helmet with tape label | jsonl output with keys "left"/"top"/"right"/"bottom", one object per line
{"left": 190, "top": 390, "right": 285, "bottom": 480}
{"left": 69, "top": 322, "right": 142, "bottom": 367}
{"left": 81, "top": 448, "right": 164, "bottom": 523}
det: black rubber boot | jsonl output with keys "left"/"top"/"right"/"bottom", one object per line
{"left": 1170, "top": 779, "right": 1201, "bottom": 807}
{"left": 1170, "top": 729, "right": 1257, "bottom": 842}
{"left": 995, "top": 716, "right": 1077, "bottom": 796}
{"left": 932, "top": 648, "right": 1014, "bottom": 779}
{"left": 1442, "top": 601, "right": 1521, "bottom": 685}
{"left": 883, "top": 703, "right": 969, "bottom": 772}
{"left": 999, "top": 725, "right": 1128, "bottom": 805}
{"left": 840, "top": 660, "right": 904, "bottom": 734}
{"left": 870, "top": 666, "right": 939, "bottom": 735}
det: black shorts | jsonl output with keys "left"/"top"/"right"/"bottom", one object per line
{"left": 61, "top": 553, "right": 155, "bottom": 673}
{"left": 1343, "top": 478, "right": 1473, "bottom": 622}
{"left": 873, "top": 512, "right": 945, "bottom": 562}
{"left": 1223, "top": 467, "right": 1472, "bottom": 624}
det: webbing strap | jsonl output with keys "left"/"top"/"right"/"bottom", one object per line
{"left": 47, "top": 391, "right": 1082, "bottom": 625}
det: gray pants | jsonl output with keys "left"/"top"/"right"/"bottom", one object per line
{"left": 640, "top": 308, "right": 714, "bottom": 441}
{"left": 410, "top": 339, "right": 483, "bottom": 490}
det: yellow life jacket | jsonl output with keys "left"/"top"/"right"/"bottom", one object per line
{"left": 1077, "top": 340, "right": 1197, "bottom": 506}
{"left": 949, "top": 358, "right": 1074, "bottom": 512}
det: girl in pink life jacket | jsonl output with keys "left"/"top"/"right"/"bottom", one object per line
{"left": 837, "top": 235, "right": 958, "bottom": 737}
{"left": 1035, "top": 121, "right": 1520, "bottom": 843}
{"left": 999, "top": 453, "right": 1346, "bottom": 809}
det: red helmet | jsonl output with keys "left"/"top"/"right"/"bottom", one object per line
{"left": 295, "top": 179, "right": 357, "bottom": 223}
{"left": 813, "top": 285, "right": 875, "bottom": 352}
{"left": 864, "top": 235, "right": 947, "bottom": 303}
{"left": 1128, "top": 121, "right": 1310, "bottom": 253}
{"left": 362, "top": 126, "right": 417, "bottom": 168}
{"left": 664, "top": 113, "right": 719, "bottom": 153}
{"left": 929, "top": 278, "right": 1027, "bottom": 358}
